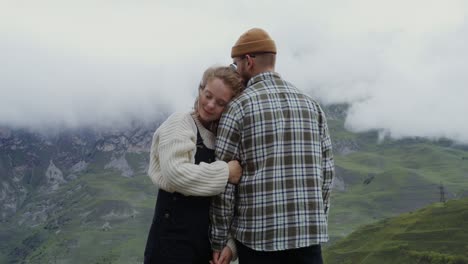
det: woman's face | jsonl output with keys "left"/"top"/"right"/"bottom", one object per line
{"left": 198, "top": 78, "right": 233, "bottom": 124}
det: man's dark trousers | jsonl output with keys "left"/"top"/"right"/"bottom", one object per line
{"left": 236, "top": 240, "right": 323, "bottom": 264}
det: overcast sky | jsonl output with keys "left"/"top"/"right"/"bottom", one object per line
{"left": 1, "top": 0, "right": 467, "bottom": 143}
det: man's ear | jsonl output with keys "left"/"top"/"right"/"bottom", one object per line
{"left": 246, "top": 55, "right": 255, "bottom": 70}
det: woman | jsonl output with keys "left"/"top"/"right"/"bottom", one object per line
{"left": 144, "top": 66, "right": 244, "bottom": 264}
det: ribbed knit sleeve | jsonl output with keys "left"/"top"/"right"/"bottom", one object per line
{"left": 226, "top": 236, "right": 238, "bottom": 261}
{"left": 148, "top": 112, "right": 229, "bottom": 196}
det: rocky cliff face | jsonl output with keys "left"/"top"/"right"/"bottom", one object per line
{"left": 0, "top": 106, "right": 364, "bottom": 225}
{"left": 0, "top": 120, "right": 161, "bottom": 223}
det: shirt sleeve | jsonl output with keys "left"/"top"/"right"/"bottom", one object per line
{"left": 210, "top": 184, "right": 237, "bottom": 251}
{"left": 149, "top": 112, "right": 230, "bottom": 196}
{"left": 318, "top": 106, "right": 335, "bottom": 216}
{"left": 210, "top": 104, "right": 242, "bottom": 250}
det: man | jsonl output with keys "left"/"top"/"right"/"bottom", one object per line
{"left": 210, "top": 28, "right": 335, "bottom": 264}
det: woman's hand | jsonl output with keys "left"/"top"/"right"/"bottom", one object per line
{"left": 227, "top": 160, "right": 242, "bottom": 184}
{"left": 210, "top": 246, "right": 233, "bottom": 264}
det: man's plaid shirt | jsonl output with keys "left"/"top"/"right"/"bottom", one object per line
{"left": 210, "top": 72, "right": 335, "bottom": 251}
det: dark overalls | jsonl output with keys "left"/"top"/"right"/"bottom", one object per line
{"left": 144, "top": 129, "right": 215, "bottom": 264}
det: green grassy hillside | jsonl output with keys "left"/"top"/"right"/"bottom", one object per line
{"left": 327, "top": 115, "right": 468, "bottom": 243}
{"left": 324, "top": 198, "right": 468, "bottom": 264}
{"left": 1, "top": 172, "right": 157, "bottom": 264}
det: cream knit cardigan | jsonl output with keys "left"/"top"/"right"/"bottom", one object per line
{"left": 148, "top": 112, "right": 229, "bottom": 196}
{"left": 147, "top": 112, "right": 237, "bottom": 258}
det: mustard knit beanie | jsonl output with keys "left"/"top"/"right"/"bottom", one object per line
{"left": 231, "top": 28, "right": 277, "bottom": 58}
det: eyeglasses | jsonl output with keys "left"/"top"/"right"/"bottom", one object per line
{"left": 229, "top": 63, "right": 237, "bottom": 71}
{"left": 230, "top": 54, "right": 256, "bottom": 70}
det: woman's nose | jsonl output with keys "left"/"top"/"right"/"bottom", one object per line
{"left": 206, "top": 100, "right": 215, "bottom": 109}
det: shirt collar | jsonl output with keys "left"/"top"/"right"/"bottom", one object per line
{"left": 246, "top": 71, "right": 281, "bottom": 87}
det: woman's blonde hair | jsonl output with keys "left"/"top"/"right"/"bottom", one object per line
{"left": 193, "top": 66, "right": 244, "bottom": 131}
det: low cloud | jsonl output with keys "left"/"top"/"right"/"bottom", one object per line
{"left": 1, "top": 0, "right": 467, "bottom": 143}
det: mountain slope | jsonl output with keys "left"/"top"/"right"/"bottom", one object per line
{"left": 0, "top": 171, "right": 156, "bottom": 263}
{"left": 0, "top": 123, "right": 160, "bottom": 263}
{"left": 324, "top": 198, "right": 468, "bottom": 264}
{"left": 1, "top": 105, "right": 468, "bottom": 263}
{"left": 326, "top": 106, "right": 468, "bottom": 242}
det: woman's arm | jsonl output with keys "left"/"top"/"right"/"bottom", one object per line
{"left": 149, "top": 112, "right": 230, "bottom": 196}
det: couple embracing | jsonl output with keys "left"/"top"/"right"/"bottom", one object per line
{"left": 144, "top": 28, "right": 334, "bottom": 264}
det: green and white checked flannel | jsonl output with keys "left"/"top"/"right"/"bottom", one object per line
{"left": 210, "top": 72, "right": 334, "bottom": 251}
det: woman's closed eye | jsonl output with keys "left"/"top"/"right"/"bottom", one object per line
{"left": 216, "top": 100, "right": 227, "bottom": 107}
